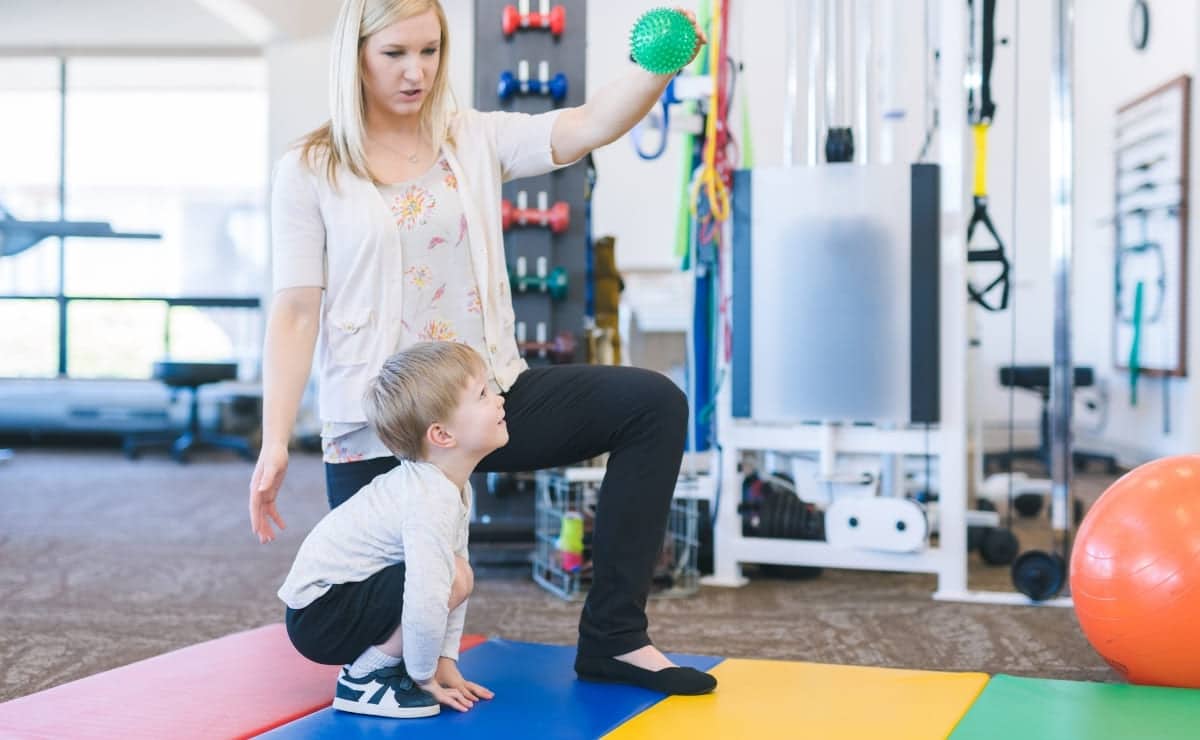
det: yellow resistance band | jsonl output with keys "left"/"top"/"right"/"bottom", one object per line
{"left": 691, "top": 0, "right": 729, "bottom": 222}
{"left": 972, "top": 122, "right": 990, "bottom": 198}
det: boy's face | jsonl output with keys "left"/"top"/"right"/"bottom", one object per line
{"left": 443, "top": 369, "right": 508, "bottom": 457}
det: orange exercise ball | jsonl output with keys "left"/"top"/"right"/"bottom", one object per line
{"left": 1070, "top": 455, "right": 1200, "bottom": 688}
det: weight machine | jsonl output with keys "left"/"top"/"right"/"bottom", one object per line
{"left": 702, "top": 0, "right": 1079, "bottom": 605}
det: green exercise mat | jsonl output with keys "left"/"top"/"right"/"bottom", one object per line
{"left": 951, "top": 675, "right": 1200, "bottom": 740}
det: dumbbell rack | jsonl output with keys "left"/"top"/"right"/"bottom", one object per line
{"left": 471, "top": 0, "right": 589, "bottom": 550}
{"left": 475, "top": 0, "right": 588, "bottom": 365}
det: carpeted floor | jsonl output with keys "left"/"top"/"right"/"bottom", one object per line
{"left": 0, "top": 446, "right": 1117, "bottom": 703}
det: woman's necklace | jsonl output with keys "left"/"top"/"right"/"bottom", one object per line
{"left": 371, "top": 133, "right": 423, "bottom": 164}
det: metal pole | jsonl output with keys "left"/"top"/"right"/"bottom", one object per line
{"left": 854, "top": 0, "right": 872, "bottom": 164}
{"left": 877, "top": 0, "right": 898, "bottom": 164}
{"left": 931, "top": 0, "right": 968, "bottom": 599}
{"left": 824, "top": 0, "right": 839, "bottom": 130}
{"left": 968, "top": 0, "right": 984, "bottom": 122}
{"left": 784, "top": 0, "right": 800, "bottom": 166}
{"left": 806, "top": 0, "right": 824, "bottom": 165}
{"left": 57, "top": 57, "right": 68, "bottom": 378}
{"left": 1049, "top": 0, "right": 1074, "bottom": 536}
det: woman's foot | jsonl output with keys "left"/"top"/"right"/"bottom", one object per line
{"left": 613, "top": 645, "right": 675, "bottom": 671}
{"left": 575, "top": 646, "right": 717, "bottom": 695}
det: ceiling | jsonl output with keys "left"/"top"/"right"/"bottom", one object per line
{"left": 0, "top": 0, "right": 342, "bottom": 51}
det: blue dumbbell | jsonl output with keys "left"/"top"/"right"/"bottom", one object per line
{"left": 497, "top": 69, "right": 520, "bottom": 100}
{"left": 536, "top": 70, "right": 569, "bottom": 102}
{"left": 497, "top": 60, "right": 568, "bottom": 103}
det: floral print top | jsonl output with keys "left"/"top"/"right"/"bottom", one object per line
{"left": 322, "top": 152, "right": 495, "bottom": 464}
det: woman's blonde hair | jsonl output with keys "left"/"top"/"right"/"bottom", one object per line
{"left": 299, "top": 0, "right": 456, "bottom": 187}
{"left": 363, "top": 341, "right": 485, "bottom": 460}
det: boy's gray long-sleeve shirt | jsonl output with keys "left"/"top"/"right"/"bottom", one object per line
{"left": 277, "top": 460, "right": 470, "bottom": 682}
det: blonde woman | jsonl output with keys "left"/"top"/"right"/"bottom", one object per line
{"left": 250, "top": 0, "right": 715, "bottom": 696}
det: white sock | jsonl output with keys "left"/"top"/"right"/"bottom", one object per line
{"left": 347, "top": 646, "right": 402, "bottom": 678}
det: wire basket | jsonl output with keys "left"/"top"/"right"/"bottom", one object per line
{"left": 533, "top": 467, "right": 701, "bottom": 601}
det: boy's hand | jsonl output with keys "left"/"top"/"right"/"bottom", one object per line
{"left": 435, "top": 657, "right": 495, "bottom": 702}
{"left": 417, "top": 678, "right": 474, "bottom": 713}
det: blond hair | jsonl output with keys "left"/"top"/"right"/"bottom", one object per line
{"left": 363, "top": 341, "right": 486, "bottom": 460}
{"left": 299, "top": 0, "right": 456, "bottom": 188}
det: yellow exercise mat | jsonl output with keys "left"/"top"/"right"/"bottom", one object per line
{"left": 606, "top": 658, "right": 990, "bottom": 740}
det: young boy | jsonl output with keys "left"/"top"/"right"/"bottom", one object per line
{"left": 278, "top": 341, "right": 505, "bottom": 719}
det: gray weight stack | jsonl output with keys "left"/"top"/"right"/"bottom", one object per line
{"left": 474, "top": 0, "right": 588, "bottom": 364}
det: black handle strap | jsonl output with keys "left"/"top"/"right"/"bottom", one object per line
{"left": 967, "top": 195, "right": 1011, "bottom": 311}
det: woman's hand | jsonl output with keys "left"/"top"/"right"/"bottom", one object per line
{"left": 676, "top": 7, "right": 708, "bottom": 69}
{"left": 249, "top": 441, "right": 289, "bottom": 543}
{"left": 550, "top": 8, "right": 708, "bottom": 165}
{"left": 435, "top": 657, "right": 494, "bottom": 703}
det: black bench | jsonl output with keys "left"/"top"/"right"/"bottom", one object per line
{"left": 985, "top": 365, "right": 1118, "bottom": 475}
{"left": 123, "top": 361, "right": 254, "bottom": 463}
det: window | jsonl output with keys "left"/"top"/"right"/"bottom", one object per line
{"left": 0, "top": 58, "right": 62, "bottom": 377}
{"left": 0, "top": 56, "right": 267, "bottom": 380}
{"left": 0, "top": 301, "right": 59, "bottom": 377}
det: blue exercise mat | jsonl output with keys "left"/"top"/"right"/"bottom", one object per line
{"left": 259, "top": 639, "right": 723, "bottom": 739}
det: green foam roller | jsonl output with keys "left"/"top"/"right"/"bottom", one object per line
{"left": 556, "top": 511, "right": 584, "bottom": 553}
{"left": 630, "top": 7, "right": 697, "bottom": 75}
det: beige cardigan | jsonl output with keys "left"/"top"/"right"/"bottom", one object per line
{"left": 270, "top": 108, "right": 572, "bottom": 422}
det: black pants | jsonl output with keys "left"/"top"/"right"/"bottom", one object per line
{"left": 285, "top": 562, "right": 407, "bottom": 665}
{"left": 324, "top": 365, "right": 689, "bottom": 659}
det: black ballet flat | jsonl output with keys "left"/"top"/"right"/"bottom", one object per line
{"left": 574, "top": 655, "right": 717, "bottom": 695}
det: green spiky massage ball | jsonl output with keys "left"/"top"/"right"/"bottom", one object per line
{"left": 630, "top": 7, "right": 697, "bottom": 75}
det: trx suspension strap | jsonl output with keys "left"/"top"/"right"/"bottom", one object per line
{"left": 966, "top": 0, "right": 1011, "bottom": 311}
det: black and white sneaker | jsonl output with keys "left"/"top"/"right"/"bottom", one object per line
{"left": 332, "top": 664, "right": 439, "bottom": 719}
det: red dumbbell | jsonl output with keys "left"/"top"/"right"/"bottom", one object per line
{"left": 518, "top": 331, "right": 577, "bottom": 364}
{"left": 501, "top": 190, "right": 570, "bottom": 233}
{"left": 502, "top": 0, "right": 566, "bottom": 38}
{"left": 516, "top": 322, "right": 576, "bottom": 363}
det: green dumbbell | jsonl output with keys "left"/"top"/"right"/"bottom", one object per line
{"left": 630, "top": 7, "right": 698, "bottom": 75}
{"left": 509, "top": 256, "right": 568, "bottom": 301}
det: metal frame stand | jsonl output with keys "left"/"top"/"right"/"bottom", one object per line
{"left": 704, "top": 0, "right": 1078, "bottom": 607}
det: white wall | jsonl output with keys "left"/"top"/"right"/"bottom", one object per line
{"left": 585, "top": 1, "right": 699, "bottom": 273}
{"left": 266, "top": 36, "right": 332, "bottom": 163}
{"left": 1073, "top": 0, "right": 1198, "bottom": 461}
{"left": 265, "top": 0, "right": 475, "bottom": 164}
{"left": 964, "top": 0, "right": 1197, "bottom": 463}
{"left": 919, "top": 0, "right": 1199, "bottom": 463}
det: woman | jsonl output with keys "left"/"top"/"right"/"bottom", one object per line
{"left": 249, "top": 0, "right": 713, "bottom": 695}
